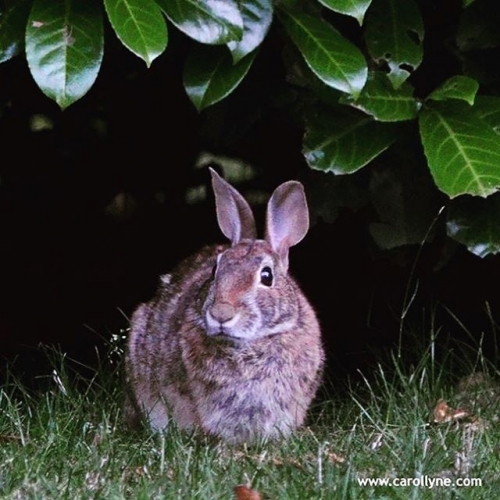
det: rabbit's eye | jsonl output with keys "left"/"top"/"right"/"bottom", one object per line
{"left": 260, "top": 266, "right": 273, "bottom": 287}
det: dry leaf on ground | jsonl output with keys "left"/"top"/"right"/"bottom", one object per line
{"left": 234, "top": 485, "right": 262, "bottom": 500}
{"left": 433, "top": 399, "right": 469, "bottom": 423}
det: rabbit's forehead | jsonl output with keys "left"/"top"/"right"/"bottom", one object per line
{"left": 218, "top": 240, "right": 274, "bottom": 267}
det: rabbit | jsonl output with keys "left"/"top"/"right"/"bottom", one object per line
{"left": 124, "top": 168, "right": 324, "bottom": 443}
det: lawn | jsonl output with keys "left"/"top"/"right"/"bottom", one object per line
{"left": 1, "top": 326, "right": 499, "bottom": 499}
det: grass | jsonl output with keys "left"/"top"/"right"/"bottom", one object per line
{"left": 1, "top": 325, "right": 500, "bottom": 499}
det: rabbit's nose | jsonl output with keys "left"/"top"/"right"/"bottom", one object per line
{"left": 209, "top": 302, "right": 237, "bottom": 324}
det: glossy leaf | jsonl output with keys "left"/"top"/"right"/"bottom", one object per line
{"left": 303, "top": 106, "right": 397, "bottom": 174}
{"left": 183, "top": 45, "right": 256, "bottom": 111}
{"left": 104, "top": 0, "right": 167, "bottom": 66}
{"left": 0, "top": 0, "right": 31, "bottom": 63}
{"left": 473, "top": 96, "right": 500, "bottom": 134}
{"left": 278, "top": 7, "right": 367, "bottom": 98}
{"left": 227, "top": 0, "right": 272, "bottom": 63}
{"left": 318, "top": 0, "right": 372, "bottom": 25}
{"left": 447, "top": 194, "right": 500, "bottom": 257}
{"left": 419, "top": 101, "right": 500, "bottom": 198}
{"left": 365, "top": 0, "right": 424, "bottom": 88}
{"left": 157, "top": 0, "right": 243, "bottom": 45}
{"left": 428, "top": 75, "right": 479, "bottom": 106}
{"left": 341, "top": 71, "right": 421, "bottom": 122}
{"left": 26, "top": 0, "right": 103, "bottom": 109}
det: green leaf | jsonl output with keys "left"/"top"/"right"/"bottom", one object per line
{"left": 303, "top": 106, "right": 397, "bottom": 174}
{"left": 341, "top": 71, "right": 421, "bottom": 122}
{"left": 369, "top": 158, "right": 443, "bottom": 249}
{"left": 428, "top": 75, "right": 479, "bottom": 105}
{"left": 365, "top": 0, "right": 424, "bottom": 88}
{"left": 227, "top": 0, "right": 272, "bottom": 63}
{"left": 419, "top": 101, "right": 500, "bottom": 198}
{"left": 157, "top": 0, "right": 243, "bottom": 45}
{"left": 26, "top": 0, "right": 104, "bottom": 109}
{"left": 0, "top": 0, "right": 31, "bottom": 63}
{"left": 473, "top": 96, "right": 500, "bottom": 134}
{"left": 278, "top": 7, "right": 367, "bottom": 98}
{"left": 447, "top": 194, "right": 500, "bottom": 257}
{"left": 183, "top": 45, "right": 256, "bottom": 111}
{"left": 317, "top": 0, "right": 372, "bottom": 25}
{"left": 104, "top": 0, "right": 167, "bottom": 66}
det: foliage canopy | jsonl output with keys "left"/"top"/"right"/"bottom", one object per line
{"left": 2, "top": 0, "right": 500, "bottom": 256}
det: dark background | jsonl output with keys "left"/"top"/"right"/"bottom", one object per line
{"left": 1, "top": 5, "right": 500, "bottom": 383}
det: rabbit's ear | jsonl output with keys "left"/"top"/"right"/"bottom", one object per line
{"left": 210, "top": 168, "right": 257, "bottom": 244}
{"left": 265, "top": 181, "right": 309, "bottom": 270}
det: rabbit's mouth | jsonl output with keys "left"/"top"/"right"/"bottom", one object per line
{"left": 206, "top": 326, "right": 239, "bottom": 340}
{"left": 209, "top": 331, "right": 235, "bottom": 341}
{"left": 205, "top": 323, "right": 251, "bottom": 344}
{"left": 205, "top": 330, "right": 249, "bottom": 348}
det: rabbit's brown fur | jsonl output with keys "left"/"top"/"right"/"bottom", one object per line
{"left": 125, "top": 169, "right": 324, "bottom": 443}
